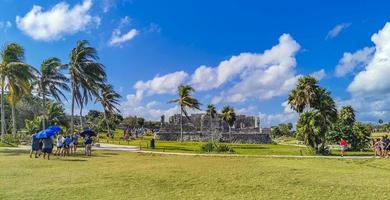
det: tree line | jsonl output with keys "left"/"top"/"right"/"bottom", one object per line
{"left": 0, "top": 41, "right": 121, "bottom": 142}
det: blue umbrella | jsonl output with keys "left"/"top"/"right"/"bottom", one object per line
{"left": 36, "top": 126, "right": 62, "bottom": 139}
{"left": 47, "top": 125, "right": 61, "bottom": 133}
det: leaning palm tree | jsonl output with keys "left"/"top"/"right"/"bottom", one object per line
{"left": 68, "top": 40, "right": 106, "bottom": 135}
{"left": 37, "top": 57, "right": 69, "bottom": 129}
{"left": 0, "top": 43, "right": 33, "bottom": 140}
{"left": 206, "top": 104, "right": 217, "bottom": 141}
{"left": 96, "top": 84, "right": 121, "bottom": 136}
{"left": 169, "top": 84, "right": 201, "bottom": 142}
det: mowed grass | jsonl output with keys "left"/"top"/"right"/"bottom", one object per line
{"left": 1, "top": 149, "right": 390, "bottom": 200}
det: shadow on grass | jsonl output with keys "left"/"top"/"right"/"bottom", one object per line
{"left": 59, "top": 158, "right": 88, "bottom": 162}
{"left": 0, "top": 149, "right": 29, "bottom": 156}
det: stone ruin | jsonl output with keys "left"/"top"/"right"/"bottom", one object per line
{"left": 158, "top": 113, "right": 271, "bottom": 144}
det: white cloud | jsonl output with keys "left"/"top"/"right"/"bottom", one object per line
{"left": 109, "top": 16, "right": 138, "bottom": 46}
{"left": 121, "top": 97, "right": 178, "bottom": 120}
{"left": 335, "top": 47, "right": 374, "bottom": 77}
{"left": 209, "top": 34, "right": 301, "bottom": 103}
{"left": 310, "top": 69, "right": 326, "bottom": 80}
{"left": 16, "top": 0, "right": 98, "bottom": 41}
{"left": 109, "top": 29, "right": 138, "bottom": 46}
{"left": 348, "top": 22, "right": 390, "bottom": 96}
{"left": 326, "top": 23, "right": 350, "bottom": 39}
{"left": 133, "top": 71, "right": 189, "bottom": 99}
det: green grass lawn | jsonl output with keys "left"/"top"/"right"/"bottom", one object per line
{"left": 0, "top": 142, "right": 17, "bottom": 147}
{"left": 0, "top": 149, "right": 389, "bottom": 200}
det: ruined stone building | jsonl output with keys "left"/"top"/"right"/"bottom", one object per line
{"left": 158, "top": 113, "right": 271, "bottom": 144}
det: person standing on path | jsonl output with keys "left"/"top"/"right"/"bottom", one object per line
{"left": 42, "top": 136, "right": 54, "bottom": 160}
{"left": 340, "top": 138, "right": 348, "bottom": 157}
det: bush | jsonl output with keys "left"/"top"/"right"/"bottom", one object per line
{"left": 201, "top": 142, "right": 235, "bottom": 153}
{"left": 215, "top": 144, "right": 235, "bottom": 153}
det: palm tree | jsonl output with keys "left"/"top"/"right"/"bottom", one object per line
{"left": 206, "top": 104, "right": 217, "bottom": 141}
{"left": 339, "top": 106, "right": 355, "bottom": 126}
{"left": 7, "top": 66, "right": 34, "bottom": 138}
{"left": 169, "top": 84, "right": 201, "bottom": 142}
{"left": 68, "top": 40, "right": 106, "bottom": 135}
{"left": 221, "top": 106, "right": 236, "bottom": 134}
{"left": 37, "top": 57, "right": 69, "bottom": 129}
{"left": 96, "top": 84, "right": 121, "bottom": 136}
{"left": 0, "top": 43, "right": 34, "bottom": 140}
{"left": 288, "top": 76, "right": 319, "bottom": 113}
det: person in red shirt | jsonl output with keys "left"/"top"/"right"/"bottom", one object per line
{"left": 340, "top": 138, "right": 348, "bottom": 157}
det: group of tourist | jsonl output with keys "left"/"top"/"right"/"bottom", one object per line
{"left": 372, "top": 136, "right": 390, "bottom": 157}
{"left": 339, "top": 136, "right": 390, "bottom": 157}
{"left": 30, "top": 132, "right": 94, "bottom": 160}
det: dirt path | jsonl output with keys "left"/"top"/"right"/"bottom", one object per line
{"left": 0, "top": 143, "right": 376, "bottom": 159}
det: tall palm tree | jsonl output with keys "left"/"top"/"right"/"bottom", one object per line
{"left": 288, "top": 76, "right": 319, "bottom": 113}
{"left": 221, "top": 106, "right": 236, "bottom": 133}
{"left": 338, "top": 106, "right": 355, "bottom": 125}
{"left": 68, "top": 40, "right": 106, "bottom": 135}
{"left": 37, "top": 57, "right": 69, "bottom": 129}
{"left": 206, "top": 104, "right": 217, "bottom": 141}
{"left": 0, "top": 43, "right": 33, "bottom": 140}
{"left": 7, "top": 65, "right": 34, "bottom": 138}
{"left": 96, "top": 84, "right": 121, "bottom": 136}
{"left": 169, "top": 84, "right": 201, "bottom": 142}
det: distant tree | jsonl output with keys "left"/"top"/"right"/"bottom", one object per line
{"left": 169, "top": 84, "right": 201, "bottom": 142}
{"left": 96, "top": 84, "right": 121, "bottom": 136}
{"left": 137, "top": 117, "right": 145, "bottom": 128}
{"left": 221, "top": 106, "right": 236, "bottom": 133}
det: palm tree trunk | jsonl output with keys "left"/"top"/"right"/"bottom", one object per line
{"left": 103, "top": 110, "right": 110, "bottom": 136}
{"left": 180, "top": 108, "right": 183, "bottom": 142}
{"left": 79, "top": 104, "right": 83, "bottom": 129}
{"left": 11, "top": 104, "right": 16, "bottom": 139}
{"left": 70, "top": 83, "right": 75, "bottom": 135}
{"left": 42, "top": 93, "right": 46, "bottom": 129}
{"left": 1, "top": 77, "right": 5, "bottom": 142}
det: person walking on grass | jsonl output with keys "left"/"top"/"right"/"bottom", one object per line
{"left": 84, "top": 135, "right": 93, "bottom": 156}
{"left": 30, "top": 133, "right": 40, "bottom": 158}
{"left": 339, "top": 137, "right": 348, "bottom": 157}
{"left": 374, "top": 138, "right": 382, "bottom": 157}
{"left": 382, "top": 136, "right": 390, "bottom": 158}
{"left": 72, "top": 133, "right": 79, "bottom": 154}
{"left": 63, "top": 135, "right": 72, "bottom": 156}
{"left": 42, "top": 136, "right": 54, "bottom": 160}
{"left": 55, "top": 135, "right": 64, "bottom": 156}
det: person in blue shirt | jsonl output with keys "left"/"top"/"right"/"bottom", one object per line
{"left": 42, "top": 136, "right": 54, "bottom": 160}
{"left": 72, "top": 133, "right": 79, "bottom": 155}
{"left": 84, "top": 135, "right": 93, "bottom": 156}
{"left": 30, "top": 133, "right": 40, "bottom": 158}
{"left": 63, "top": 135, "right": 72, "bottom": 156}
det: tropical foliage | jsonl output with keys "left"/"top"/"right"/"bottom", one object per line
{"left": 221, "top": 106, "right": 236, "bottom": 132}
{"left": 169, "top": 84, "right": 201, "bottom": 142}
{"left": 288, "top": 76, "right": 337, "bottom": 154}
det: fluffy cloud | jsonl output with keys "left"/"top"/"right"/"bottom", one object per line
{"left": 134, "top": 71, "right": 189, "bottom": 99}
{"left": 121, "top": 96, "right": 178, "bottom": 120}
{"left": 348, "top": 22, "right": 390, "bottom": 96}
{"left": 326, "top": 23, "right": 350, "bottom": 39}
{"left": 310, "top": 69, "right": 326, "bottom": 80}
{"left": 209, "top": 34, "right": 301, "bottom": 103}
{"left": 335, "top": 47, "right": 374, "bottom": 77}
{"left": 16, "top": 0, "right": 98, "bottom": 41}
{"left": 109, "top": 16, "right": 138, "bottom": 46}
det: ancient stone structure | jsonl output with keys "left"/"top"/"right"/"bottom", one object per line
{"left": 158, "top": 113, "right": 271, "bottom": 144}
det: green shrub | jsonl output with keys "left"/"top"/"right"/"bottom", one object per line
{"left": 201, "top": 142, "right": 235, "bottom": 153}
{"left": 215, "top": 143, "right": 235, "bottom": 153}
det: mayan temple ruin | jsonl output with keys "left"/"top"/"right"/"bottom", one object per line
{"left": 158, "top": 113, "right": 271, "bottom": 144}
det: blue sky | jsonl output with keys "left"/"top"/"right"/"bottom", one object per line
{"left": 1, "top": 0, "right": 390, "bottom": 126}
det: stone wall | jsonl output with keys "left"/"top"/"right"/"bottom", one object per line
{"left": 157, "top": 131, "right": 271, "bottom": 144}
